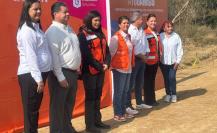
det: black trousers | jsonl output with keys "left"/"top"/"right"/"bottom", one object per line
{"left": 18, "top": 72, "right": 49, "bottom": 133}
{"left": 82, "top": 72, "right": 105, "bottom": 128}
{"left": 143, "top": 63, "right": 158, "bottom": 105}
{"left": 48, "top": 69, "right": 78, "bottom": 133}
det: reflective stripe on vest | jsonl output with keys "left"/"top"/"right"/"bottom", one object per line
{"left": 144, "top": 28, "right": 162, "bottom": 65}
{"left": 83, "top": 30, "right": 107, "bottom": 75}
{"left": 147, "top": 56, "right": 156, "bottom": 59}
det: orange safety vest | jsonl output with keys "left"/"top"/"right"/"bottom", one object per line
{"left": 83, "top": 30, "right": 107, "bottom": 75}
{"left": 111, "top": 32, "right": 135, "bottom": 70}
{"left": 144, "top": 28, "right": 163, "bottom": 65}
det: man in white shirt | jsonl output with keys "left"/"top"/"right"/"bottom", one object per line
{"left": 126, "top": 11, "right": 152, "bottom": 116}
{"left": 45, "top": 2, "right": 81, "bottom": 133}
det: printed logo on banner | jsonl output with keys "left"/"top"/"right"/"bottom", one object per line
{"left": 73, "top": 0, "right": 81, "bottom": 8}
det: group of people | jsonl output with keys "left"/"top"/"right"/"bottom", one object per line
{"left": 16, "top": 0, "right": 183, "bottom": 133}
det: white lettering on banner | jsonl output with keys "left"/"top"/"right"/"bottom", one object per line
{"left": 114, "top": 8, "right": 163, "bottom": 13}
{"left": 72, "top": 0, "right": 98, "bottom": 8}
{"left": 73, "top": 0, "right": 82, "bottom": 8}
{"left": 82, "top": 2, "right": 96, "bottom": 7}
{"left": 13, "top": 0, "right": 48, "bottom": 2}
{"left": 128, "top": 0, "right": 155, "bottom": 7}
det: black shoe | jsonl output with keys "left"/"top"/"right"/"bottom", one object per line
{"left": 71, "top": 127, "right": 79, "bottom": 133}
{"left": 145, "top": 102, "right": 159, "bottom": 106}
{"left": 150, "top": 102, "right": 159, "bottom": 106}
{"left": 95, "top": 122, "right": 111, "bottom": 129}
{"left": 86, "top": 127, "right": 101, "bottom": 133}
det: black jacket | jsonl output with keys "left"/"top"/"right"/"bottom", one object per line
{"left": 77, "top": 26, "right": 111, "bottom": 74}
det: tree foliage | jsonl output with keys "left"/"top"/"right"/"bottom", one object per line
{"left": 169, "top": 0, "right": 217, "bottom": 28}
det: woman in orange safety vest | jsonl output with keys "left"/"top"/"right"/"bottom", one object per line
{"left": 143, "top": 14, "right": 163, "bottom": 106}
{"left": 109, "top": 16, "right": 135, "bottom": 122}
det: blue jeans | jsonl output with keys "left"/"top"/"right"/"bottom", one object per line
{"left": 126, "top": 58, "right": 146, "bottom": 107}
{"left": 112, "top": 69, "right": 131, "bottom": 116}
{"left": 160, "top": 63, "right": 177, "bottom": 95}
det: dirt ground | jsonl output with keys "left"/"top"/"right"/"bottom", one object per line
{"left": 39, "top": 59, "right": 217, "bottom": 133}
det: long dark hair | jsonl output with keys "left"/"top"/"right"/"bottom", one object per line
{"left": 18, "top": 0, "right": 42, "bottom": 31}
{"left": 83, "top": 10, "right": 101, "bottom": 29}
{"left": 82, "top": 10, "right": 104, "bottom": 38}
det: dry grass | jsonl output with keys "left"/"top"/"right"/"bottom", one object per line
{"left": 181, "top": 44, "right": 217, "bottom": 68}
{"left": 177, "top": 25, "right": 217, "bottom": 69}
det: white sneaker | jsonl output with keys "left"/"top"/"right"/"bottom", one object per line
{"left": 126, "top": 107, "right": 139, "bottom": 115}
{"left": 136, "top": 104, "right": 152, "bottom": 109}
{"left": 164, "top": 95, "right": 171, "bottom": 102}
{"left": 125, "top": 113, "right": 135, "bottom": 119}
{"left": 171, "top": 95, "right": 177, "bottom": 103}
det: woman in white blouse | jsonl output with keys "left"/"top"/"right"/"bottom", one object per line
{"left": 16, "top": 0, "right": 51, "bottom": 132}
{"left": 160, "top": 20, "right": 183, "bottom": 103}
